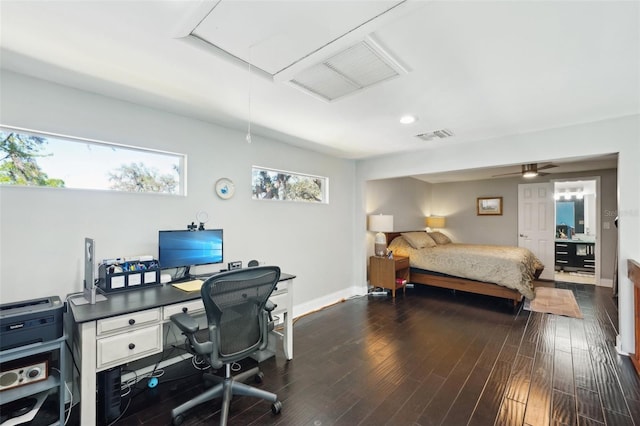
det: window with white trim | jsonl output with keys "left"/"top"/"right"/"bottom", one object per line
{"left": 0, "top": 126, "right": 185, "bottom": 195}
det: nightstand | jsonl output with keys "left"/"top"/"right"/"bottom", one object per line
{"left": 369, "top": 255, "right": 410, "bottom": 298}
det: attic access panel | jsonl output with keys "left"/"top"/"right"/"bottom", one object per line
{"left": 185, "top": 0, "right": 404, "bottom": 77}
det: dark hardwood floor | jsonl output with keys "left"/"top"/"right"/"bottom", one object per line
{"left": 103, "top": 282, "right": 639, "bottom": 426}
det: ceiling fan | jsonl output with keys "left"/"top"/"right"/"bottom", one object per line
{"left": 492, "top": 163, "right": 558, "bottom": 178}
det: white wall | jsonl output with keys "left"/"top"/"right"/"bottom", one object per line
{"left": 356, "top": 115, "right": 640, "bottom": 354}
{"left": 0, "top": 71, "right": 358, "bottom": 316}
{"left": 430, "top": 177, "right": 520, "bottom": 246}
{"left": 365, "top": 176, "right": 431, "bottom": 261}
{"left": 366, "top": 177, "right": 431, "bottom": 229}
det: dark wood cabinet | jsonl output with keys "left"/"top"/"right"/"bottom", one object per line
{"left": 555, "top": 241, "right": 595, "bottom": 272}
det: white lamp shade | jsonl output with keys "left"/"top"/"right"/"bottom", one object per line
{"left": 425, "top": 216, "right": 446, "bottom": 229}
{"left": 368, "top": 214, "right": 393, "bottom": 256}
{"left": 368, "top": 214, "right": 393, "bottom": 232}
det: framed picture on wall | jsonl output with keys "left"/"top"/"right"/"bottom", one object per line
{"left": 477, "top": 197, "right": 503, "bottom": 215}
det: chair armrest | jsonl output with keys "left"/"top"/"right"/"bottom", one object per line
{"left": 170, "top": 312, "right": 200, "bottom": 335}
{"left": 171, "top": 312, "right": 214, "bottom": 356}
{"left": 265, "top": 300, "right": 277, "bottom": 312}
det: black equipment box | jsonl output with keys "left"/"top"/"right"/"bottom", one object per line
{"left": 0, "top": 296, "right": 64, "bottom": 351}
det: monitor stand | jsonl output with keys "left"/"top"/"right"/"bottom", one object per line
{"left": 170, "top": 266, "right": 196, "bottom": 283}
{"left": 70, "top": 285, "right": 107, "bottom": 306}
{"left": 70, "top": 237, "right": 108, "bottom": 305}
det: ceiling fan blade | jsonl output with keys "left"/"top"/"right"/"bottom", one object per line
{"left": 492, "top": 171, "right": 522, "bottom": 177}
{"left": 492, "top": 163, "right": 556, "bottom": 178}
{"left": 537, "top": 164, "right": 557, "bottom": 171}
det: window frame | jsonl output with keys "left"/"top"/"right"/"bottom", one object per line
{"left": 251, "top": 165, "right": 329, "bottom": 204}
{"left": 0, "top": 125, "right": 187, "bottom": 195}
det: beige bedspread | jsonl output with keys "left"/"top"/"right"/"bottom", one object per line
{"left": 388, "top": 236, "right": 543, "bottom": 299}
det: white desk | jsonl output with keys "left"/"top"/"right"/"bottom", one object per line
{"left": 68, "top": 273, "right": 294, "bottom": 425}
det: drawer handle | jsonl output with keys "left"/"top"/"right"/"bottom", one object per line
{"left": 182, "top": 307, "right": 188, "bottom": 313}
{"left": 128, "top": 343, "right": 135, "bottom": 350}
{"left": 129, "top": 319, "right": 136, "bottom": 325}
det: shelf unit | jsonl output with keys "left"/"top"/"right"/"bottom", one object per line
{"left": 0, "top": 335, "right": 67, "bottom": 425}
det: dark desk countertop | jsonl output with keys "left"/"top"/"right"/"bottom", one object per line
{"left": 69, "top": 273, "right": 295, "bottom": 324}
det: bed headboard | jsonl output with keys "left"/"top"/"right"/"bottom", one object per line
{"left": 384, "top": 232, "right": 402, "bottom": 245}
{"left": 385, "top": 231, "right": 424, "bottom": 245}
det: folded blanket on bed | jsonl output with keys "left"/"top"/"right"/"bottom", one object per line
{"left": 389, "top": 236, "right": 544, "bottom": 299}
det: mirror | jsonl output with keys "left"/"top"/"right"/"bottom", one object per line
{"left": 556, "top": 199, "right": 584, "bottom": 233}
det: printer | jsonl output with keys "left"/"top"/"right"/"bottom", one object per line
{"left": 0, "top": 296, "right": 64, "bottom": 351}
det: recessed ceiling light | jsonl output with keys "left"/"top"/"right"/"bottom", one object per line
{"left": 399, "top": 115, "right": 417, "bottom": 124}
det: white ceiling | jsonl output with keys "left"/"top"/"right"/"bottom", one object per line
{"left": 1, "top": 1, "right": 638, "bottom": 178}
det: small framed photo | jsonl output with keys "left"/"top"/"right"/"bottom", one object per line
{"left": 477, "top": 197, "right": 503, "bottom": 216}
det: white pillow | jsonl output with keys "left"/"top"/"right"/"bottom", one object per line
{"left": 401, "top": 232, "right": 437, "bottom": 249}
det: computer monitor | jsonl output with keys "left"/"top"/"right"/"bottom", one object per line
{"left": 158, "top": 229, "right": 223, "bottom": 278}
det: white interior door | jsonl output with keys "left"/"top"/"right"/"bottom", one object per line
{"left": 518, "top": 182, "right": 555, "bottom": 280}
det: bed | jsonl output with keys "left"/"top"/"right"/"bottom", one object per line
{"left": 385, "top": 231, "right": 544, "bottom": 305}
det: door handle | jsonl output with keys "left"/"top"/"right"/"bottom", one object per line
{"left": 519, "top": 233, "right": 527, "bottom": 238}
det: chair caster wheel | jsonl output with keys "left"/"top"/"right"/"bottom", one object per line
{"left": 172, "top": 414, "right": 184, "bottom": 425}
{"left": 272, "top": 400, "right": 283, "bottom": 414}
{"left": 255, "top": 372, "right": 264, "bottom": 383}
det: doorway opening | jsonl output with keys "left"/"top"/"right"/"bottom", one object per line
{"left": 553, "top": 178, "right": 598, "bottom": 285}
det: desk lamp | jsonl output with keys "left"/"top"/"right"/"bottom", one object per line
{"left": 368, "top": 214, "right": 393, "bottom": 256}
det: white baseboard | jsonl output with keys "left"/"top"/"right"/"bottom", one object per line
{"left": 616, "top": 335, "right": 629, "bottom": 355}
{"left": 292, "top": 285, "right": 364, "bottom": 320}
{"left": 598, "top": 278, "right": 613, "bottom": 287}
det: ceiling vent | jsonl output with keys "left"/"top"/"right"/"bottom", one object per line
{"left": 415, "top": 129, "right": 455, "bottom": 141}
{"left": 289, "top": 38, "right": 407, "bottom": 102}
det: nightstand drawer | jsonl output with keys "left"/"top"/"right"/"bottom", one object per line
{"left": 395, "top": 256, "right": 409, "bottom": 270}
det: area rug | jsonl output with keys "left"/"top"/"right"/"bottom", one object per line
{"left": 524, "top": 287, "right": 583, "bottom": 318}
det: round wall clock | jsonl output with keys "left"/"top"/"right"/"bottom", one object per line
{"left": 215, "top": 178, "right": 235, "bottom": 199}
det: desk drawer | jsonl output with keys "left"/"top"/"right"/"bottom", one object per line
{"left": 269, "top": 293, "right": 288, "bottom": 314}
{"left": 272, "top": 281, "right": 288, "bottom": 295}
{"left": 163, "top": 300, "right": 205, "bottom": 320}
{"left": 97, "top": 325, "right": 162, "bottom": 370}
{"left": 97, "top": 308, "right": 161, "bottom": 336}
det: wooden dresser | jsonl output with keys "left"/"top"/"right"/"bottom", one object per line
{"left": 629, "top": 259, "right": 640, "bottom": 376}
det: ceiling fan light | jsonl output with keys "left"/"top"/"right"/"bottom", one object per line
{"left": 522, "top": 163, "right": 538, "bottom": 178}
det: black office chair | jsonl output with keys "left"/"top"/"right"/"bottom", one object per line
{"left": 169, "top": 266, "right": 283, "bottom": 426}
